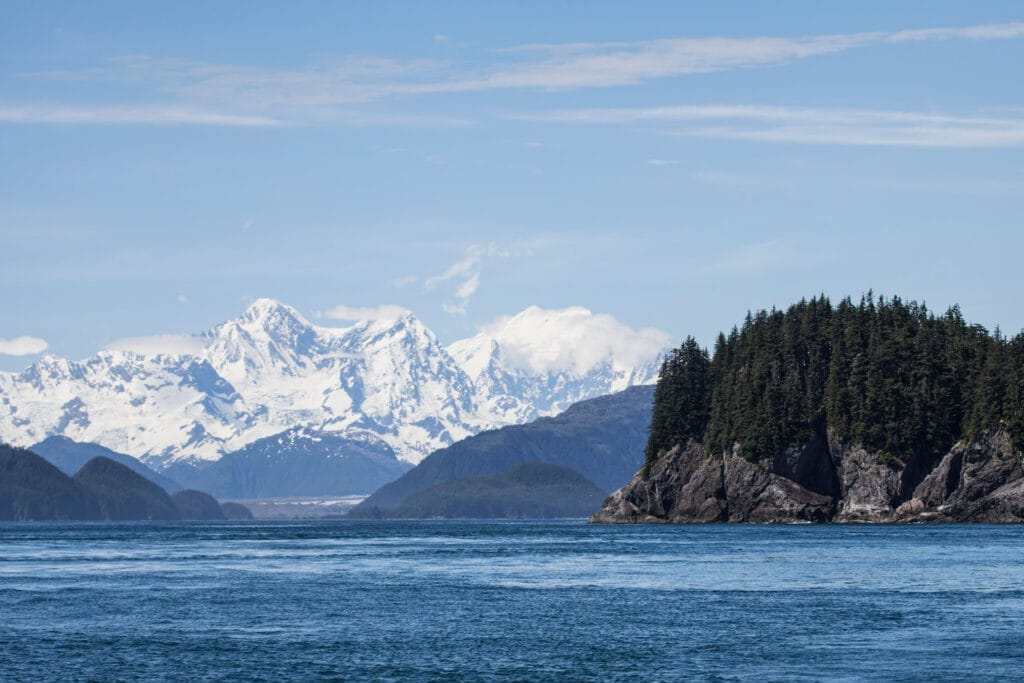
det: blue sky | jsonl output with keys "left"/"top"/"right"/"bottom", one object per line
{"left": 2, "top": 1, "right": 1023, "bottom": 370}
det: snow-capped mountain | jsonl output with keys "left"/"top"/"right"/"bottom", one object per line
{"left": 0, "top": 299, "right": 667, "bottom": 468}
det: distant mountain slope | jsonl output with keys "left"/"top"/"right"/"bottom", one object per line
{"left": 357, "top": 462, "right": 607, "bottom": 519}
{"left": 0, "top": 444, "right": 100, "bottom": 520}
{"left": 31, "top": 436, "right": 181, "bottom": 492}
{"left": 0, "top": 445, "right": 247, "bottom": 521}
{"left": 220, "top": 502, "right": 254, "bottom": 520}
{"left": 172, "top": 490, "right": 226, "bottom": 520}
{"left": 164, "top": 427, "right": 412, "bottom": 498}
{"left": 0, "top": 299, "right": 663, "bottom": 467}
{"left": 74, "top": 458, "right": 180, "bottom": 521}
{"left": 352, "top": 385, "right": 653, "bottom": 513}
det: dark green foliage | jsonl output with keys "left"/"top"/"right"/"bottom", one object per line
{"left": 351, "top": 462, "right": 607, "bottom": 519}
{"left": 649, "top": 294, "right": 1024, "bottom": 468}
{"left": 220, "top": 501, "right": 254, "bottom": 520}
{"left": 644, "top": 337, "right": 711, "bottom": 473}
{"left": 0, "top": 444, "right": 101, "bottom": 520}
{"left": 352, "top": 385, "right": 652, "bottom": 513}
{"left": 74, "top": 457, "right": 180, "bottom": 520}
{"left": 171, "top": 489, "right": 227, "bottom": 520}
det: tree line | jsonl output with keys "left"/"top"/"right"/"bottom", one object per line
{"left": 645, "top": 294, "right": 1024, "bottom": 472}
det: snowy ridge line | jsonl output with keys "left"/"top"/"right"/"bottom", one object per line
{"left": 0, "top": 299, "right": 666, "bottom": 467}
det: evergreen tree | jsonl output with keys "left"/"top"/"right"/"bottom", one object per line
{"left": 643, "top": 337, "right": 711, "bottom": 474}
{"left": 650, "top": 294, "right": 1024, "bottom": 469}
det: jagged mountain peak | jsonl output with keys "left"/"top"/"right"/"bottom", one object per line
{"left": 242, "top": 297, "right": 306, "bottom": 322}
{"left": 0, "top": 299, "right": 667, "bottom": 467}
{"left": 227, "top": 298, "right": 314, "bottom": 340}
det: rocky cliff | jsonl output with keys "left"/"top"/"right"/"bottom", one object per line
{"left": 591, "top": 429, "right": 1024, "bottom": 523}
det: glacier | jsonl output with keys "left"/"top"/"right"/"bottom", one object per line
{"left": 0, "top": 299, "right": 666, "bottom": 468}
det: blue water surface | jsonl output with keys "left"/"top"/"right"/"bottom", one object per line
{"left": 1, "top": 521, "right": 1023, "bottom": 680}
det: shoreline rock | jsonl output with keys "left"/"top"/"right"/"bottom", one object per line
{"left": 591, "top": 430, "right": 1024, "bottom": 524}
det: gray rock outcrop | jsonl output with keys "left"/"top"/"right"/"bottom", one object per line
{"left": 592, "top": 430, "right": 1024, "bottom": 524}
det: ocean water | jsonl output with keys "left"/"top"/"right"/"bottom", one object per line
{"left": 1, "top": 521, "right": 1023, "bottom": 680}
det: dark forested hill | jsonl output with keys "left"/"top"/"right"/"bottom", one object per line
{"left": 596, "top": 294, "right": 1024, "bottom": 524}
{"left": 0, "top": 444, "right": 250, "bottom": 521}
{"left": 172, "top": 490, "right": 227, "bottom": 520}
{"left": 31, "top": 435, "right": 181, "bottom": 492}
{"left": 74, "top": 458, "right": 181, "bottom": 520}
{"left": 0, "top": 444, "right": 101, "bottom": 520}
{"left": 359, "top": 462, "right": 607, "bottom": 519}
{"left": 352, "top": 385, "right": 653, "bottom": 514}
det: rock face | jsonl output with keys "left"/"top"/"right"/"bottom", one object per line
{"left": 591, "top": 430, "right": 1024, "bottom": 524}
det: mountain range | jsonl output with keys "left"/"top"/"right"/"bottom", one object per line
{"left": 0, "top": 300, "right": 664, "bottom": 472}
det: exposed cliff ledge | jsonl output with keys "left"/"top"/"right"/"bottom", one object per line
{"left": 591, "top": 430, "right": 1024, "bottom": 524}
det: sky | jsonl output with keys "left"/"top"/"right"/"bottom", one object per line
{"left": 2, "top": 1, "right": 1023, "bottom": 371}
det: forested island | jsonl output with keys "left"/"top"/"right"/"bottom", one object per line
{"left": 594, "top": 294, "right": 1024, "bottom": 523}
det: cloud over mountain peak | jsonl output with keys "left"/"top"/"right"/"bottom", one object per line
{"left": 0, "top": 300, "right": 668, "bottom": 467}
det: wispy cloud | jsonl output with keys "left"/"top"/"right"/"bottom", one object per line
{"left": 389, "top": 275, "right": 419, "bottom": 289}
{"left": 701, "top": 240, "right": 801, "bottom": 275}
{"left": 646, "top": 158, "right": 680, "bottom": 166}
{"left": 0, "top": 103, "right": 284, "bottom": 126}
{"left": 0, "top": 336, "right": 48, "bottom": 356}
{"left": 104, "top": 334, "right": 206, "bottom": 356}
{"left": 7, "top": 21, "right": 1023, "bottom": 126}
{"left": 423, "top": 242, "right": 518, "bottom": 316}
{"left": 511, "top": 104, "right": 1024, "bottom": 148}
{"left": 324, "top": 304, "right": 411, "bottom": 321}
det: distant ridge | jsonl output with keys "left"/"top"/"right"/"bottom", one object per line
{"left": 31, "top": 436, "right": 181, "bottom": 492}
{"left": 352, "top": 385, "right": 653, "bottom": 514}
{"left": 164, "top": 427, "right": 412, "bottom": 498}
{"left": 354, "top": 462, "right": 607, "bottom": 519}
{"left": 74, "top": 457, "right": 180, "bottom": 520}
{"left": 0, "top": 443, "right": 251, "bottom": 521}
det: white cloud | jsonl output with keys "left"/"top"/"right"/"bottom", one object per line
{"left": 647, "top": 158, "right": 680, "bottom": 166}
{"left": 887, "top": 22, "right": 1024, "bottom": 43}
{"left": 454, "top": 272, "right": 480, "bottom": 300}
{"left": 12, "top": 21, "right": 1023, "bottom": 126}
{"left": 324, "top": 304, "right": 410, "bottom": 321}
{"left": 514, "top": 104, "right": 1024, "bottom": 148}
{"left": 389, "top": 275, "right": 419, "bottom": 288}
{"left": 0, "top": 336, "right": 48, "bottom": 356}
{"left": 176, "top": 294, "right": 188, "bottom": 304}
{"left": 480, "top": 306, "right": 670, "bottom": 375}
{"left": 424, "top": 254, "right": 479, "bottom": 289}
{"left": 442, "top": 301, "right": 468, "bottom": 316}
{"left": 425, "top": 243, "right": 516, "bottom": 316}
{"left": 0, "top": 104, "right": 284, "bottom": 126}
{"left": 104, "top": 334, "right": 207, "bottom": 356}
